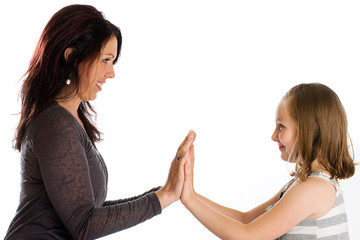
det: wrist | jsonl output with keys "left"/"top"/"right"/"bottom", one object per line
{"left": 182, "top": 192, "right": 197, "bottom": 208}
{"left": 155, "top": 187, "right": 176, "bottom": 210}
{"left": 181, "top": 189, "right": 197, "bottom": 207}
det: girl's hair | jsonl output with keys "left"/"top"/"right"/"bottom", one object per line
{"left": 14, "top": 4, "right": 122, "bottom": 151}
{"left": 283, "top": 83, "right": 355, "bottom": 181}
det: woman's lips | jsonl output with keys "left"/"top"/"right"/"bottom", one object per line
{"left": 96, "top": 81, "right": 104, "bottom": 91}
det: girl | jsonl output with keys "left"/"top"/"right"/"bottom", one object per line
{"left": 181, "top": 83, "right": 356, "bottom": 239}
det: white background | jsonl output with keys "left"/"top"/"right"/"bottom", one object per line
{"left": 1, "top": 1, "right": 359, "bottom": 239}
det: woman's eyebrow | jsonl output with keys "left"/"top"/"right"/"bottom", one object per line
{"left": 101, "top": 53, "right": 115, "bottom": 58}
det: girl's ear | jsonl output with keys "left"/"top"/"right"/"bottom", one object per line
{"left": 64, "top": 47, "right": 74, "bottom": 62}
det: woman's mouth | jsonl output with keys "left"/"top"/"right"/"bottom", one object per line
{"left": 96, "top": 81, "right": 104, "bottom": 91}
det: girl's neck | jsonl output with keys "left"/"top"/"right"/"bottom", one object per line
{"left": 311, "top": 159, "right": 330, "bottom": 175}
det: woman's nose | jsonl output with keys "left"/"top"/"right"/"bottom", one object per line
{"left": 107, "top": 65, "right": 115, "bottom": 78}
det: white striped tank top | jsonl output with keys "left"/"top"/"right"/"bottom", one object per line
{"left": 274, "top": 172, "right": 350, "bottom": 240}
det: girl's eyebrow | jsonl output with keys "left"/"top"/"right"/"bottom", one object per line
{"left": 276, "top": 118, "right": 285, "bottom": 123}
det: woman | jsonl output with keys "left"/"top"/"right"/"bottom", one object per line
{"left": 5, "top": 4, "right": 195, "bottom": 239}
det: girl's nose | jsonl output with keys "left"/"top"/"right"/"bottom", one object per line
{"left": 271, "top": 129, "right": 278, "bottom": 142}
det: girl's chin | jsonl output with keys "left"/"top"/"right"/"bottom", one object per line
{"left": 281, "top": 158, "right": 297, "bottom": 163}
{"left": 281, "top": 155, "right": 296, "bottom": 163}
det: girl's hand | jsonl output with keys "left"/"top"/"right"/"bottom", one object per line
{"left": 156, "top": 130, "right": 196, "bottom": 209}
{"left": 181, "top": 144, "right": 196, "bottom": 206}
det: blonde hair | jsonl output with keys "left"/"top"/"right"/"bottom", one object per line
{"left": 283, "top": 83, "right": 355, "bottom": 181}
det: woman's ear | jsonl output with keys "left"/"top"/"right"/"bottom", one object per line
{"left": 64, "top": 47, "right": 74, "bottom": 62}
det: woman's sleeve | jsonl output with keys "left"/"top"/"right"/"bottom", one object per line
{"left": 33, "top": 112, "right": 161, "bottom": 240}
{"left": 103, "top": 187, "right": 161, "bottom": 206}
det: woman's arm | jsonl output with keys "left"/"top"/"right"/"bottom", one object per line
{"left": 103, "top": 130, "right": 196, "bottom": 209}
{"left": 34, "top": 114, "right": 161, "bottom": 239}
{"left": 103, "top": 187, "right": 161, "bottom": 206}
{"left": 34, "top": 108, "right": 195, "bottom": 239}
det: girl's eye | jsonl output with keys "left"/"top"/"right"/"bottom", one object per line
{"left": 279, "top": 124, "right": 285, "bottom": 130}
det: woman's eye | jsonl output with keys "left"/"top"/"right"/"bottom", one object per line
{"left": 279, "top": 124, "right": 285, "bottom": 130}
{"left": 103, "top": 58, "right": 111, "bottom": 64}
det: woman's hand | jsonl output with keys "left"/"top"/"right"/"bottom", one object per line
{"left": 180, "top": 144, "right": 196, "bottom": 206}
{"left": 156, "top": 130, "right": 196, "bottom": 209}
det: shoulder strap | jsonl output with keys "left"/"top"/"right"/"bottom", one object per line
{"left": 279, "top": 178, "right": 296, "bottom": 200}
{"left": 308, "top": 172, "right": 339, "bottom": 194}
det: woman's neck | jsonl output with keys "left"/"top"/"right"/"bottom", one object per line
{"left": 56, "top": 98, "right": 85, "bottom": 130}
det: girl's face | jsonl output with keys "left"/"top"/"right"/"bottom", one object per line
{"left": 77, "top": 36, "right": 118, "bottom": 101}
{"left": 271, "top": 100, "right": 298, "bottom": 162}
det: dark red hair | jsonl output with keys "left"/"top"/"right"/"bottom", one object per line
{"left": 14, "top": 4, "right": 122, "bottom": 150}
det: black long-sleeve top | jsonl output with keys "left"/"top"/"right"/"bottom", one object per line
{"left": 5, "top": 102, "right": 162, "bottom": 240}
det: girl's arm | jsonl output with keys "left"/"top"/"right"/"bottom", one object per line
{"left": 182, "top": 145, "right": 283, "bottom": 224}
{"left": 194, "top": 187, "right": 282, "bottom": 224}
{"left": 181, "top": 147, "right": 336, "bottom": 240}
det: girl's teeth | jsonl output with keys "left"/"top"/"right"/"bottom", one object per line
{"left": 96, "top": 82, "right": 102, "bottom": 87}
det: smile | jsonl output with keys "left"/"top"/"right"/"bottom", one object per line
{"left": 96, "top": 81, "right": 104, "bottom": 90}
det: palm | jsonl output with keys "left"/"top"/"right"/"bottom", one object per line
{"left": 181, "top": 145, "right": 195, "bottom": 204}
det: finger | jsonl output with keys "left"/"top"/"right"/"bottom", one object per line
{"left": 181, "top": 145, "right": 194, "bottom": 163}
{"left": 177, "top": 130, "right": 193, "bottom": 151}
{"left": 184, "top": 162, "right": 191, "bottom": 181}
{"left": 177, "top": 131, "right": 196, "bottom": 158}
{"left": 189, "top": 145, "right": 195, "bottom": 161}
{"left": 178, "top": 147, "right": 191, "bottom": 163}
{"left": 184, "top": 131, "right": 196, "bottom": 150}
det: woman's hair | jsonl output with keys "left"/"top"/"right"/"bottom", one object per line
{"left": 283, "top": 83, "right": 355, "bottom": 181}
{"left": 14, "top": 4, "right": 122, "bottom": 150}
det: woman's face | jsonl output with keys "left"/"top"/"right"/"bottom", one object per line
{"left": 77, "top": 36, "right": 118, "bottom": 101}
{"left": 271, "top": 100, "right": 298, "bottom": 162}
